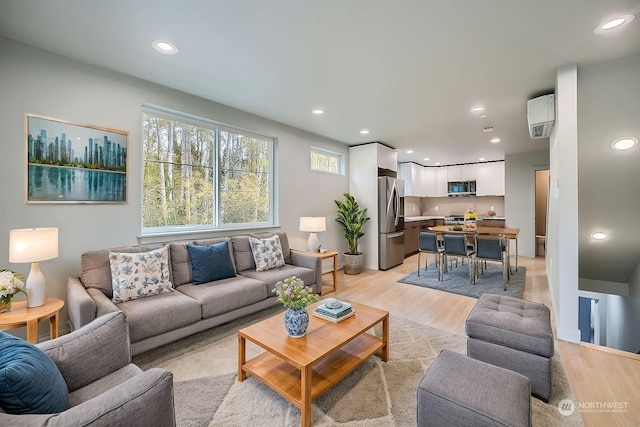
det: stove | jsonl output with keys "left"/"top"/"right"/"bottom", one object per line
{"left": 444, "top": 215, "right": 466, "bottom": 225}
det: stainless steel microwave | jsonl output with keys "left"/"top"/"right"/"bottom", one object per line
{"left": 447, "top": 180, "right": 476, "bottom": 196}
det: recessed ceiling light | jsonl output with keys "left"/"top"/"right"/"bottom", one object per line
{"left": 311, "top": 108, "right": 324, "bottom": 115}
{"left": 480, "top": 114, "right": 488, "bottom": 118}
{"left": 594, "top": 15, "right": 635, "bottom": 33}
{"left": 591, "top": 232, "right": 609, "bottom": 240}
{"left": 406, "top": 150, "right": 414, "bottom": 154}
{"left": 152, "top": 40, "right": 178, "bottom": 54}
{"left": 490, "top": 137, "right": 501, "bottom": 143}
{"left": 423, "top": 157, "right": 430, "bottom": 161}
{"left": 435, "top": 162, "right": 441, "bottom": 166}
{"left": 470, "top": 105, "right": 485, "bottom": 114}
{"left": 611, "top": 136, "right": 638, "bottom": 151}
{"left": 482, "top": 127, "right": 494, "bottom": 133}
{"left": 359, "top": 129, "right": 370, "bottom": 135}
{"left": 479, "top": 157, "right": 485, "bottom": 161}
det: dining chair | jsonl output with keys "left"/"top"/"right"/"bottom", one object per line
{"left": 417, "top": 231, "right": 443, "bottom": 280}
{"left": 475, "top": 234, "right": 509, "bottom": 290}
{"left": 442, "top": 234, "right": 476, "bottom": 284}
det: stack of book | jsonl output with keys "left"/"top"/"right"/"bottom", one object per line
{"left": 312, "top": 299, "right": 355, "bottom": 323}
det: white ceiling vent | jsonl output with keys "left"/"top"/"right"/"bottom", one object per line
{"left": 527, "top": 94, "right": 555, "bottom": 139}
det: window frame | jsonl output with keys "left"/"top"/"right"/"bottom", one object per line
{"left": 140, "top": 104, "right": 277, "bottom": 236}
{"left": 310, "top": 146, "right": 345, "bottom": 175}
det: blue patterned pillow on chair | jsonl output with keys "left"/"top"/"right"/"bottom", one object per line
{"left": 0, "top": 332, "right": 69, "bottom": 414}
{"left": 249, "top": 235, "right": 285, "bottom": 271}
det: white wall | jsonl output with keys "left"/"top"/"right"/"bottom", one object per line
{"left": 348, "top": 144, "right": 380, "bottom": 270}
{"left": 577, "top": 52, "right": 640, "bottom": 353}
{"left": 504, "top": 151, "right": 549, "bottom": 258}
{"left": 0, "top": 37, "right": 349, "bottom": 336}
{"left": 546, "top": 64, "right": 580, "bottom": 343}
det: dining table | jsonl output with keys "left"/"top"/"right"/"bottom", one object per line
{"left": 428, "top": 225, "right": 520, "bottom": 271}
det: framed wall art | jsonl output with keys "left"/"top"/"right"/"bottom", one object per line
{"left": 25, "top": 114, "right": 128, "bottom": 203}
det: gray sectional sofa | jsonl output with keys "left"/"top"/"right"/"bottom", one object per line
{"left": 67, "top": 231, "right": 321, "bottom": 355}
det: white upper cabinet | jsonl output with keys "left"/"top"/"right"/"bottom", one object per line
{"left": 377, "top": 144, "right": 397, "bottom": 172}
{"left": 447, "top": 164, "right": 477, "bottom": 182}
{"left": 447, "top": 165, "right": 462, "bottom": 182}
{"left": 461, "top": 164, "right": 477, "bottom": 181}
{"left": 399, "top": 163, "right": 424, "bottom": 196}
{"left": 476, "top": 162, "right": 505, "bottom": 196}
{"left": 422, "top": 168, "right": 437, "bottom": 197}
{"left": 436, "top": 167, "right": 448, "bottom": 196}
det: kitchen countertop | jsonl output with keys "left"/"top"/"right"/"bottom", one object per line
{"left": 404, "top": 215, "right": 505, "bottom": 222}
{"left": 404, "top": 216, "right": 445, "bottom": 222}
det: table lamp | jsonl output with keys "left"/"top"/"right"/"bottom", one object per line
{"left": 299, "top": 217, "right": 326, "bottom": 252}
{"left": 9, "top": 227, "right": 59, "bottom": 307}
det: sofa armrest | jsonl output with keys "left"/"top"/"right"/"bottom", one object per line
{"left": 37, "top": 312, "right": 131, "bottom": 392}
{"left": 290, "top": 250, "right": 323, "bottom": 294}
{"left": 66, "top": 276, "right": 96, "bottom": 331}
{"left": 86, "top": 288, "right": 119, "bottom": 317}
{"left": 0, "top": 369, "right": 175, "bottom": 427}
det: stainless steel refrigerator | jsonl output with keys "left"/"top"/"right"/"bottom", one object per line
{"left": 378, "top": 176, "right": 405, "bottom": 270}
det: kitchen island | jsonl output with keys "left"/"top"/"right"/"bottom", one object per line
{"left": 404, "top": 216, "right": 445, "bottom": 257}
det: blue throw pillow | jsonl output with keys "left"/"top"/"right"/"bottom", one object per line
{"left": 187, "top": 241, "right": 237, "bottom": 285}
{"left": 0, "top": 331, "right": 69, "bottom": 414}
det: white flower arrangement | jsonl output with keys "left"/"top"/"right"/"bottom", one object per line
{"left": 0, "top": 269, "right": 26, "bottom": 301}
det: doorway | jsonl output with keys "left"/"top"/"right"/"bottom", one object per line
{"left": 535, "top": 169, "right": 549, "bottom": 257}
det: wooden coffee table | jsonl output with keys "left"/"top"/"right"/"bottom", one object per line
{"left": 238, "top": 301, "right": 389, "bottom": 427}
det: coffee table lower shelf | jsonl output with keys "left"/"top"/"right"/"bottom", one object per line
{"left": 241, "top": 332, "right": 384, "bottom": 408}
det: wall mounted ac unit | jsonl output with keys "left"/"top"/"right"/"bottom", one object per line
{"left": 527, "top": 94, "right": 555, "bottom": 139}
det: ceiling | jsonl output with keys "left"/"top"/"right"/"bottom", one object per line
{"left": 0, "top": 0, "right": 639, "bottom": 167}
{"left": 1, "top": 1, "right": 640, "bottom": 286}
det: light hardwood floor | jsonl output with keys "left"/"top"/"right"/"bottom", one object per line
{"left": 320, "top": 254, "right": 640, "bottom": 427}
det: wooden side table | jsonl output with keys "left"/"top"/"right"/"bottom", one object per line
{"left": 298, "top": 250, "right": 338, "bottom": 295}
{"left": 0, "top": 297, "right": 64, "bottom": 343}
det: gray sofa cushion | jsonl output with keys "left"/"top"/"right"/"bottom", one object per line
{"left": 117, "top": 292, "right": 202, "bottom": 342}
{"left": 81, "top": 244, "right": 164, "bottom": 298}
{"left": 239, "top": 264, "right": 316, "bottom": 295}
{"left": 232, "top": 231, "right": 291, "bottom": 272}
{"left": 465, "top": 294, "right": 553, "bottom": 358}
{"left": 177, "top": 276, "right": 267, "bottom": 318}
{"left": 417, "top": 350, "right": 531, "bottom": 427}
{"left": 68, "top": 364, "right": 142, "bottom": 407}
{"left": 170, "top": 238, "right": 235, "bottom": 287}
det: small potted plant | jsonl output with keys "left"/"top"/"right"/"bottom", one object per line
{"left": 0, "top": 269, "right": 26, "bottom": 313}
{"left": 335, "top": 193, "right": 370, "bottom": 275}
{"left": 272, "top": 276, "right": 319, "bottom": 338}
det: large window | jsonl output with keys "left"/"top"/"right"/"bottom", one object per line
{"left": 142, "top": 107, "right": 274, "bottom": 234}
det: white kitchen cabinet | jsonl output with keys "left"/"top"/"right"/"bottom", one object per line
{"left": 461, "top": 163, "right": 477, "bottom": 181}
{"left": 422, "top": 167, "right": 437, "bottom": 196}
{"left": 476, "top": 161, "right": 505, "bottom": 196}
{"left": 448, "top": 164, "right": 477, "bottom": 182}
{"left": 447, "top": 165, "right": 462, "bottom": 182}
{"left": 377, "top": 143, "right": 397, "bottom": 172}
{"left": 399, "top": 163, "right": 425, "bottom": 196}
{"left": 436, "top": 167, "right": 448, "bottom": 196}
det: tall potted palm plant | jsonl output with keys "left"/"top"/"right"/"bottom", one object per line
{"left": 335, "top": 193, "right": 370, "bottom": 275}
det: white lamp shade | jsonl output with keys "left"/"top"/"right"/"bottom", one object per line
{"left": 299, "top": 217, "right": 326, "bottom": 233}
{"left": 9, "top": 228, "right": 59, "bottom": 263}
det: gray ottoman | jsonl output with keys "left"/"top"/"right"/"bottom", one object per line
{"left": 417, "top": 350, "right": 531, "bottom": 427}
{"left": 465, "top": 294, "right": 554, "bottom": 401}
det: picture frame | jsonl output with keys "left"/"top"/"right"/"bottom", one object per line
{"left": 25, "top": 114, "right": 128, "bottom": 203}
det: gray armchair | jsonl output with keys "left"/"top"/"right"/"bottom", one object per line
{"left": 0, "top": 311, "right": 175, "bottom": 427}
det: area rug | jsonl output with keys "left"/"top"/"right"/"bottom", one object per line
{"left": 133, "top": 306, "right": 581, "bottom": 426}
{"left": 399, "top": 260, "right": 526, "bottom": 299}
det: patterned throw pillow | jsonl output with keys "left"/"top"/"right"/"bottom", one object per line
{"left": 249, "top": 235, "right": 285, "bottom": 272}
{"left": 109, "top": 246, "right": 173, "bottom": 303}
